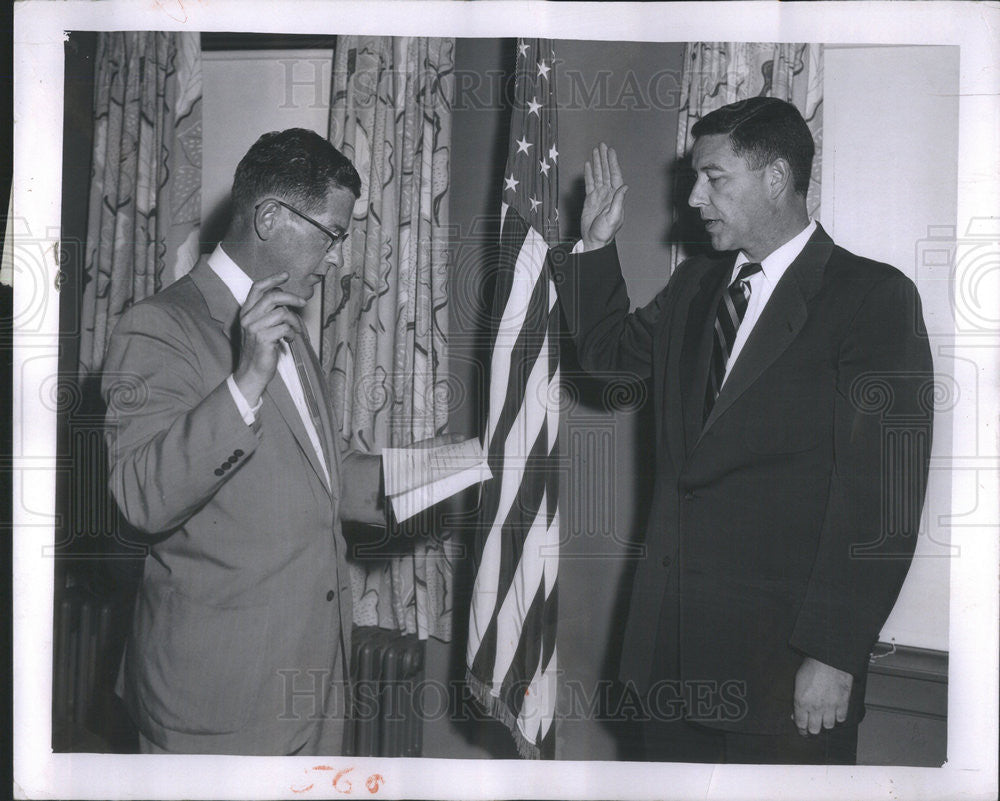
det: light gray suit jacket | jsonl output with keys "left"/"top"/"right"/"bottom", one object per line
{"left": 103, "top": 256, "right": 359, "bottom": 754}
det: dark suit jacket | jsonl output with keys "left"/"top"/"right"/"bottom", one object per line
{"left": 552, "top": 224, "right": 933, "bottom": 734}
{"left": 102, "top": 256, "right": 357, "bottom": 754}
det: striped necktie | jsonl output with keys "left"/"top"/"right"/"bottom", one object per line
{"left": 704, "top": 261, "right": 762, "bottom": 423}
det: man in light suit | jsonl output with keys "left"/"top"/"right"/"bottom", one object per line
{"left": 103, "top": 129, "right": 386, "bottom": 755}
{"left": 553, "top": 98, "right": 933, "bottom": 764}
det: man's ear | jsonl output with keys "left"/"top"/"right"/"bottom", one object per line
{"left": 253, "top": 199, "right": 279, "bottom": 241}
{"left": 767, "top": 158, "right": 794, "bottom": 199}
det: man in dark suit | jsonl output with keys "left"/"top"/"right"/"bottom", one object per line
{"left": 102, "top": 129, "right": 389, "bottom": 755}
{"left": 553, "top": 98, "right": 933, "bottom": 764}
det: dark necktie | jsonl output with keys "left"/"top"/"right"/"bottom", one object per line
{"left": 704, "top": 262, "right": 762, "bottom": 423}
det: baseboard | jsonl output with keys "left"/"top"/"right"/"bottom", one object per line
{"left": 858, "top": 642, "right": 947, "bottom": 766}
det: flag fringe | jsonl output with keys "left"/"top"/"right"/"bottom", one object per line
{"left": 465, "top": 669, "right": 542, "bottom": 760}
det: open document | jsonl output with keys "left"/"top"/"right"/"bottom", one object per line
{"left": 382, "top": 437, "right": 491, "bottom": 523}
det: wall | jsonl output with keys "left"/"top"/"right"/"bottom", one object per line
{"left": 552, "top": 39, "right": 686, "bottom": 761}
{"left": 821, "top": 45, "right": 958, "bottom": 652}
{"left": 201, "top": 49, "right": 333, "bottom": 345}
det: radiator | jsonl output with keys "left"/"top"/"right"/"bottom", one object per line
{"left": 53, "top": 583, "right": 114, "bottom": 730}
{"left": 344, "top": 626, "right": 425, "bottom": 758}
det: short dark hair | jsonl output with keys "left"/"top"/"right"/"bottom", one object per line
{"left": 231, "top": 128, "right": 362, "bottom": 220}
{"left": 691, "top": 97, "right": 814, "bottom": 196}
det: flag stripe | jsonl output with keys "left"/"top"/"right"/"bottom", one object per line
{"left": 488, "top": 275, "right": 550, "bottom": 453}
{"left": 492, "top": 485, "right": 551, "bottom": 686}
{"left": 487, "top": 221, "right": 551, "bottom": 445}
{"left": 468, "top": 335, "right": 551, "bottom": 665}
{"left": 500, "top": 575, "right": 547, "bottom": 719}
{"left": 469, "top": 382, "right": 551, "bottom": 673}
{"left": 517, "top": 628, "right": 558, "bottom": 744}
{"left": 467, "top": 37, "right": 560, "bottom": 760}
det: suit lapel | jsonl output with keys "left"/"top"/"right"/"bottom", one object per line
{"left": 697, "top": 224, "right": 834, "bottom": 442}
{"left": 267, "top": 355, "right": 334, "bottom": 498}
{"left": 189, "top": 257, "right": 242, "bottom": 360}
{"left": 300, "top": 335, "right": 342, "bottom": 501}
{"left": 680, "top": 260, "right": 733, "bottom": 458}
{"left": 190, "top": 260, "right": 333, "bottom": 497}
{"left": 660, "top": 272, "right": 705, "bottom": 475}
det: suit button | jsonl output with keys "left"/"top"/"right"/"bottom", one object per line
{"left": 661, "top": 556, "right": 672, "bottom": 568}
{"left": 233, "top": 449, "right": 244, "bottom": 458}
{"left": 684, "top": 491, "right": 696, "bottom": 500}
{"left": 214, "top": 468, "right": 225, "bottom": 477}
{"left": 326, "top": 590, "right": 336, "bottom": 602}
{"left": 221, "top": 462, "right": 231, "bottom": 471}
{"left": 227, "top": 455, "right": 238, "bottom": 465}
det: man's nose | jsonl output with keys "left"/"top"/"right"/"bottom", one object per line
{"left": 688, "top": 177, "right": 707, "bottom": 208}
{"left": 324, "top": 241, "right": 344, "bottom": 268}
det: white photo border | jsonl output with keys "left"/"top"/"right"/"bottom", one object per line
{"left": 12, "top": 2, "right": 999, "bottom": 799}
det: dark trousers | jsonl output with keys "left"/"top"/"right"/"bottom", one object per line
{"left": 642, "top": 717, "right": 858, "bottom": 765}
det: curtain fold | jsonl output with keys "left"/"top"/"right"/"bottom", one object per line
{"left": 670, "top": 43, "right": 823, "bottom": 270}
{"left": 324, "top": 36, "right": 456, "bottom": 640}
{"left": 79, "top": 32, "right": 202, "bottom": 377}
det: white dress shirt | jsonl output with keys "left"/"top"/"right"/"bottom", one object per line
{"left": 722, "top": 219, "right": 817, "bottom": 387}
{"left": 207, "top": 245, "right": 331, "bottom": 488}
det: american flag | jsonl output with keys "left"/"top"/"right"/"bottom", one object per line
{"left": 466, "top": 38, "right": 560, "bottom": 760}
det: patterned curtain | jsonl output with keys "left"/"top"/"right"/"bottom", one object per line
{"left": 670, "top": 43, "right": 823, "bottom": 269}
{"left": 79, "top": 32, "right": 202, "bottom": 377}
{"left": 324, "top": 37, "right": 456, "bottom": 640}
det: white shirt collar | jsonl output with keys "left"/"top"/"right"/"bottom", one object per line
{"left": 735, "top": 219, "right": 818, "bottom": 284}
{"left": 207, "top": 244, "right": 254, "bottom": 306}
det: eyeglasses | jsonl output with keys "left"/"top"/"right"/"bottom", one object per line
{"left": 257, "top": 197, "right": 349, "bottom": 252}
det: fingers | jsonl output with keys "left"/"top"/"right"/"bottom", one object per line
{"left": 247, "top": 305, "right": 303, "bottom": 343}
{"left": 835, "top": 696, "right": 849, "bottom": 725}
{"left": 244, "top": 271, "right": 289, "bottom": 310}
{"left": 821, "top": 707, "right": 838, "bottom": 732}
{"left": 808, "top": 709, "right": 823, "bottom": 735}
{"left": 260, "top": 305, "right": 304, "bottom": 332}
{"left": 607, "top": 146, "right": 623, "bottom": 187}
{"left": 591, "top": 143, "right": 616, "bottom": 185}
{"left": 793, "top": 707, "right": 822, "bottom": 736}
{"left": 249, "top": 289, "right": 307, "bottom": 314}
{"left": 242, "top": 288, "right": 306, "bottom": 328}
{"left": 793, "top": 701, "right": 844, "bottom": 737}
{"left": 591, "top": 145, "right": 604, "bottom": 186}
{"left": 585, "top": 143, "right": 621, "bottom": 192}
{"left": 609, "top": 184, "right": 629, "bottom": 220}
{"left": 581, "top": 143, "right": 625, "bottom": 251}
{"left": 793, "top": 706, "right": 809, "bottom": 737}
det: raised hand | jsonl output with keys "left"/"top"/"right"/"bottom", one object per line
{"left": 233, "top": 271, "right": 306, "bottom": 406}
{"left": 581, "top": 143, "right": 629, "bottom": 251}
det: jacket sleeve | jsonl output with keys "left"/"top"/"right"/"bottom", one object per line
{"left": 102, "top": 302, "right": 261, "bottom": 535}
{"left": 550, "top": 241, "right": 675, "bottom": 381}
{"left": 789, "top": 273, "right": 934, "bottom": 676}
